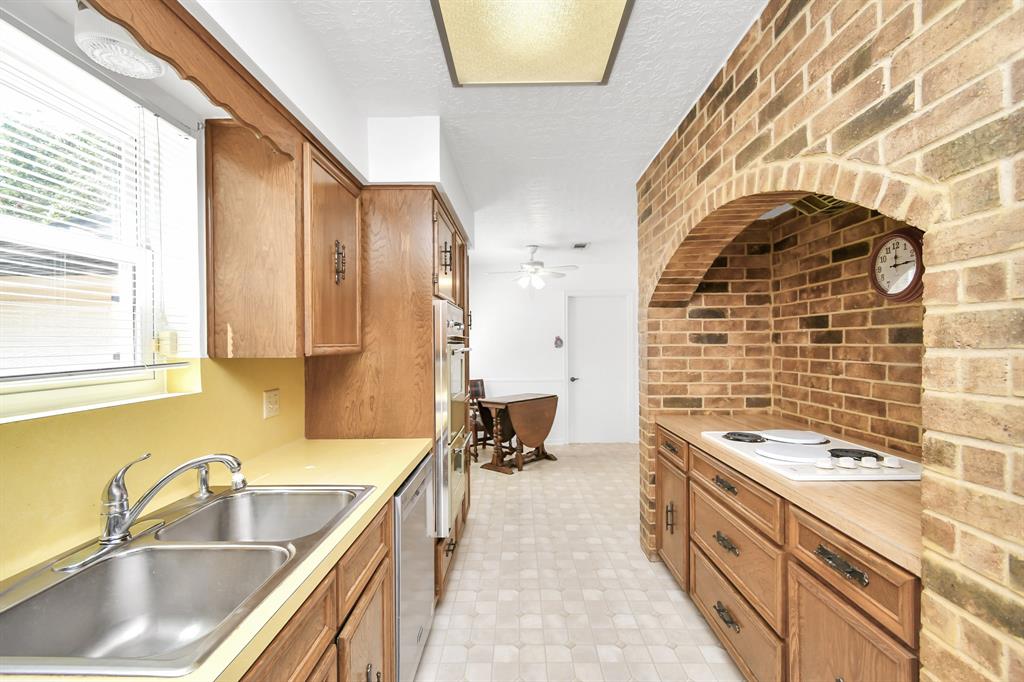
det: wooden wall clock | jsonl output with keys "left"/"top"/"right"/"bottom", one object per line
{"left": 868, "top": 227, "right": 924, "bottom": 302}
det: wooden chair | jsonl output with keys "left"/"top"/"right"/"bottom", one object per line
{"left": 468, "top": 379, "right": 491, "bottom": 461}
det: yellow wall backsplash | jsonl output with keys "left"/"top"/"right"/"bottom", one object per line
{"left": 0, "top": 358, "right": 305, "bottom": 580}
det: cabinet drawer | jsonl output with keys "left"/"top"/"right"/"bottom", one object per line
{"left": 243, "top": 569, "right": 338, "bottom": 682}
{"left": 690, "top": 544, "right": 784, "bottom": 682}
{"left": 307, "top": 643, "right": 338, "bottom": 682}
{"left": 788, "top": 506, "right": 919, "bottom": 647}
{"left": 656, "top": 427, "right": 687, "bottom": 470}
{"left": 789, "top": 563, "right": 916, "bottom": 682}
{"left": 690, "top": 482, "right": 785, "bottom": 633}
{"left": 690, "top": 446, "right": 784, "bottom": 543}
{"left": 338, "top": 503, "right": 390, "bottom": 618}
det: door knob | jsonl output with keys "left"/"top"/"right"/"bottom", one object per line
{"left": 570, "top": 376, "right": 580, "bottom": 382}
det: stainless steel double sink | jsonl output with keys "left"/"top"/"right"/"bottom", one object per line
{"left": 0, "top": 485, "right": 373, "bottom": 676}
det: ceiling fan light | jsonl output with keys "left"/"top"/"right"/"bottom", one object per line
{"left": 531, "top": 274, "right": 546, "bottom": 290}
{"left": 517, "top": 274, "right": 531, "bottom": 288}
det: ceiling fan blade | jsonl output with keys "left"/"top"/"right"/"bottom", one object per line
{"left": 488, "top": 270, "right": 526, "bottom": 275}
{"left": 540, "top": 271, "right": 567, "bottom": 278}
{"left": 544, "top": 265, "right": 579, "bottom": 271}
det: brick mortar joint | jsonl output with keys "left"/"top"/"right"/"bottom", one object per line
{"left": 922, "top": 469, "right": 1022, "bottom": 506}
{"left": 923, "top": 551, "right": 1024, "bottom": 605}
{"left": 921, "top": 587, "right": 1024, "bottom": 658}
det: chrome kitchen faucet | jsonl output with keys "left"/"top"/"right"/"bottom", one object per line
{"left": 100, "top": 452, "right": 247, "bottom": 545}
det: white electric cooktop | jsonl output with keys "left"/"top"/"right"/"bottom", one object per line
{"left": 701, "top": 429, "right": 922, "bottom": 482}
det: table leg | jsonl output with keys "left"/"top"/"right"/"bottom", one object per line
{"left": 481, "top": 407, "right": 514, "bottom": 475}
{"left": 515, "top": 439, "right": 524, "bottom": 471}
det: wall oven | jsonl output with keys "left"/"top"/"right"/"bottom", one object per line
{"left": 432, "top": 299, "right": 468, "bottom": 538}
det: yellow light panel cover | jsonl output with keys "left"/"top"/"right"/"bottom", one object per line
{"left": 433, "top": 0, "right": 633, "bottom": 86}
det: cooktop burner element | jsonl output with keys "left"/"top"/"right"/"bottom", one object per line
{"left": 722, "top": 432, "right": 765, "bottom": 443}
{"left": 700, "top": 430, "right": 922, "bottom": 481}
{"left": 828, "top": 448, "right": 878, "bottom": 460}
{"left": 760, "top": 429, "right": 830, "bottom": 445}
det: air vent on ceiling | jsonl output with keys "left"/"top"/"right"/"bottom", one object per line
{"left": 572, "top": 242, "right": 590, "bottom": 250}
{"left": 791, "top": 194, "right": 849, "bottom": 216}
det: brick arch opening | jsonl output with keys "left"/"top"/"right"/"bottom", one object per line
{"left": 635, "top": 0, "right": 1023, "bottom": 677}
{"left": 645, "top": 156, "right": 950, "bottom": 311}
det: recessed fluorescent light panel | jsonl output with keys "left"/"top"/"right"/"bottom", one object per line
{"left": 431, "top": 0, "right": 634, "bottom": 86}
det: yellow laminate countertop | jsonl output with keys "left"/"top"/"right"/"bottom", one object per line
{"left": 656, "top": 413, "right": 922, "bottom": 576}
{"left": 2, "top": 436, "right": 433, "bottom": 682}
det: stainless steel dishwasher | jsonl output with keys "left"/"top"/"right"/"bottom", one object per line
{"left": 394, "top": 452, "right": 435, "bottom": 681}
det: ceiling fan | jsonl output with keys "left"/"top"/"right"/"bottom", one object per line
{"left": 488, "top": 245, "right": 579, "bottom": 289}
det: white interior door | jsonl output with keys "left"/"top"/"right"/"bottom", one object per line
{"left": 567, "top": 294, "right": 631, "bottom": 442}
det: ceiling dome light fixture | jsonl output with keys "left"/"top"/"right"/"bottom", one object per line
{"left": 74, "top": 3, "right": 165, "bottom": 79}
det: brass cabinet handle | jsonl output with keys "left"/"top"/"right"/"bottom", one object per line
{"left": 663, "top": 441, "right": 678, "bottom": 454}
{"left": 713, "top": 600, "right": 740, "bottom": 633}
{"left": 814, "top": 543, "right": 870, "bottom": 587}
{"left": 713, "top": 475, "right": 738, "bottom": 495}
{"left": 713, "top": 530, "right": 740, "bottom": 556}
{"left": 365, "top": 663, "right": 372, "bottom": 682}
{"left": 665, "top": 502, "right": 675, "bottom": 534}
{"left": 441, "top": 240, "right": 452, "bottom": 275}
{"left": 334, "top": 240, "right": 347, "bottom": 283}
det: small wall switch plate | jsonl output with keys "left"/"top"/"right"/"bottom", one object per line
{"left": 262, "top": 388, "right": 280, "bottom": 419}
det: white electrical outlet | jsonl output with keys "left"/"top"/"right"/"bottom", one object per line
{"left": 262, "top": 388, "right": 280, "bottom": 419}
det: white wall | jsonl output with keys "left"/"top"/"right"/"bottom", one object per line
{"left": 469, "top": 260, "right": 638, "bottom": 445}
{"left": 185, "top": 0, "right": 369, "bottom": 177}
{"left": 367, "top": 117, "right": 475, "bottom": 240}
{"left": 182, "top": 2, "right": 475, "bottom": 235}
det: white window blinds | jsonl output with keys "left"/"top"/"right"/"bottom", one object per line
{"left": 0, "top": 21, "right": 201, "bottom": 382}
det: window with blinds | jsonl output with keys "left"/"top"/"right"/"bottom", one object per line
{"left": 0, "top": 21, "right": 201, "bottom": 388}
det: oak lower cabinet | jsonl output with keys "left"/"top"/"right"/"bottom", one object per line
{"left": 338, "top": 562, "right": 391, "bottom": 682}
{"left": 656, "top": 449, "right": 688, "bottom": 586}
{"left": 309, "top": 645, "right": 338, "bottom": 682}
{"left": 789, "top": 563, "right": 917, "bottom": 682}
{"left": 654, "top": 425, "right": 921, "bottom": 682}
{"left": 243, "top": 504, "right": 393, "bottom": 682}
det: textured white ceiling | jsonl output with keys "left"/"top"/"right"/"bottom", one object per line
{"left": 289, "top": 0, "right": 766, "bottom": 272}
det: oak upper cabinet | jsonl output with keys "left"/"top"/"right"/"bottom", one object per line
{"left": 789, "top": 563, "right": 917, "bottom": 682}
{"left": 303, "top": 142, "right": 361, "bottom": 355}
{"left": 337, "top": 562, "right": 392, "bottom": 682}
{"left": 206, "top": 121, "right": 361, "bottom": 358}
{"left": 433, "top": 199, "right": 459, "bottom": 302}
{"left": 206, "top": 121, "right": 302, "bottom": 358}
{"left": 656, "top": 452, "right": 688, "bottom": 586}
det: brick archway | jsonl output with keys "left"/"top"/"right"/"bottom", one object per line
{"left": 643, "top": 156, "right": 950, "bottom": 310}
{"left": 635, "top": 1, "right": 1023, "bottom": 677}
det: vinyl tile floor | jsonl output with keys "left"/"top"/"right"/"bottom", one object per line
{"left": 414, "top": 443, "right": 743, "bottom": 682}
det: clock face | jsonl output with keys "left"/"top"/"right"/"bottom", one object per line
{"left": 873, "top": 236, "right": 918, "bottom": 295}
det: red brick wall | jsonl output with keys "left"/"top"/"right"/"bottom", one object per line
{"left": 635, "top": 1, "right": 1024, "bottom": 678}
{"left": 770, "top": 205, "right": 924, "bottom": 457}
{"left": 650, "top": 223, "right": 773, "bottom": 412}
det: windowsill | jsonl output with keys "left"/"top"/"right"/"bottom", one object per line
{"left": 0, "top": 389, "right": 201, "bottom": 425}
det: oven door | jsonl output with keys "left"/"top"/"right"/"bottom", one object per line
{"left": 448, "top": 341, "right": 468, "bottom": 439}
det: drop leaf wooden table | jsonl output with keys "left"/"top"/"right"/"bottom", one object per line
{"left": 478, "top": 393, "right": 558, "bottom": 475}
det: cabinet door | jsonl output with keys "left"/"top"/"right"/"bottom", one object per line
{"left": 304, "top": 142, "right": 361, "bottom": 355}
{"left": 657, "top": 454, "right": 688, "bottom": 587}
{"left": 789, "top": 563, "right": 917, "bottom": 682}
{"left": 206, "top": 121, "right": 301, "bottom": 358}
{"left": 433, "top": 200, "right": 456, "bottom": 302}
{"left": 338, "top": 561, "right": 392, "bottom": 682}
{"left": 242, "top": 570, "right": 338, "bottom": 682}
